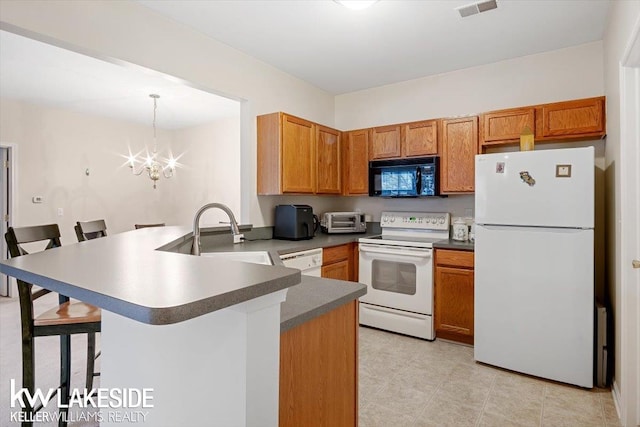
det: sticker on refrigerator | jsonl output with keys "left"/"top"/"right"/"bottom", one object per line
{"left": 519, "top": 171, "right": 536, "bottom": 186}
{"left": 495, "top": 162, "right": 505, "bottom": 173}
{"left": 555, "top": 164, "right": 572, "bottom": 178}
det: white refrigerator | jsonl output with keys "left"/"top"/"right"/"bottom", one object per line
{"left": 474, "top": 146, "right": 594, "bottom": 388}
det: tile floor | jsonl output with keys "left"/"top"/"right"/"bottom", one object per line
{"left": 358, "top": 326, "right": 621, "bottom": 427}
{"left": 1, "top": 294, "right": 622, "bottom": 426}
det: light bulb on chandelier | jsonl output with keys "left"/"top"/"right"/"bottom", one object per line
{"left": 126, "top": 94, "right": 180, "bottom": 189}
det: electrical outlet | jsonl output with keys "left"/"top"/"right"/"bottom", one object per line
{"left": 57, "top": 208, "right": 64, "bottom": 216}
{"left": 32, "top": 196, "right": 44, "bottom": 204}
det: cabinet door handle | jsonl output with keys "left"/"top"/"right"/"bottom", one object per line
{"left": 633, "top": 259, "right": 640, "bottom": 269}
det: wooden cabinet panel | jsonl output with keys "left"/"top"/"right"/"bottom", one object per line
{"left": 434, "top": 265, "right": 474, "bottom": 345}
{"left": 435, "top": 249, "right": 475, "bottom": 345}
{"left": 322, "top": 260, "right": 350, "bottom": 281}
{"left": 481, "top": 107, "right": 535, "bottom": 145}
{"left": 282, "top": 114, "right": 315, "bottom": 193}
{"left": 280, "top": 301, "right": 358, "bottom": 427}
{"left": 351, "top": 244, "right": 359, "bottom": 283}
{"left": 257, "top": 112, "right": 282, "bottom": 195}
{"left": 436, "top": 249, "right": 474, "bottom": 269}
{"left": 258, "top": 112, "right": 341, "bottom": 195}
{"left": 402, "top": 119, "right": 438, "bottom": 157}
{"left": 440, "top": 116, "right": 478, "bottom": 193}
{"left": 316, "top": 125, "right": 341, "bottom": 194}
{"left": 370, "top": 125, "right": 401, "bottom": 159}
{"left": 538, "top": 97, "right": 605, "bottom": 138}
{"left": 323, "top": 244, "right": 351, "bottom": 264}
{"left": 322, "top": 244, "right": 353, "bottom": 281}
{"left": 343, "top": 130, "right": 369, "bottom": 195}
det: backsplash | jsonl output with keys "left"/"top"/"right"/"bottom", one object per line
{"left": 340, "top": 194, "right": 475, "bottom": 222}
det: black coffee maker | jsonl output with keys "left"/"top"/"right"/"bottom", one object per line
{"left": 273, "top": 205, "right": 319, "bottom": 240}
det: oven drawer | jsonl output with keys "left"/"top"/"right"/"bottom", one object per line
{"left": 435, "top": 249, "right": 474, "bottom": 268}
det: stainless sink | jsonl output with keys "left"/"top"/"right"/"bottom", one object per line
{"left": 200, "top": 251, "right": 272, "bottom": 265}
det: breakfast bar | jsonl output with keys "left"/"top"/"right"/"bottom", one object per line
{"left": 0, "top": 226, "right": 365, "bottom": 426}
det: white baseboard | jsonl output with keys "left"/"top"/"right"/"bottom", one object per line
{"left": 612, "top": 379, "right": 623, "bottom": 423}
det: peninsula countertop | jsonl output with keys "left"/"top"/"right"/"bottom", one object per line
{"left": 0, "top": 226, "right": 302, "bottom": 325}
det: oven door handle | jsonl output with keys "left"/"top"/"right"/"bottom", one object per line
{"left": 359, "top": 244, "right": 432, "bottom": 258}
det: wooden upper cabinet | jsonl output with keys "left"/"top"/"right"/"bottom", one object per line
{"left": 401, "top": 119, "right": 438, "bottom": 157}
{"left": 537, "top": 96, "right": 605, "bottom": 139}
{"left": 440, "top": 116, "right": 478, "bottom": 193}
{"left": 481, "top": 107, "right": 535, "bottom": 146}
{"left": 316, "top": 125, "right": 341, "bottom": 194}
{"left": 370, "top": 125, "right": 401, "bottom": 160}
{"left": 258, "top": 112, "right": 342, "bottom": 195}
{"left": 342, "top": 129, "right": 369, "bottom": 195}
{"left": 281, "top": 114, "right": 316, "bottom": 193}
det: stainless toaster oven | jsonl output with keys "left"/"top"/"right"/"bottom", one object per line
{"left": 320, "top": 212, "right": 367, "bottom": 234}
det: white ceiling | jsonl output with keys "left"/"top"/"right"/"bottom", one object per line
{"left": 137, "top": 0, "right": 612, "bottom": 95}
{"left": 1, "top": 0, "right": 612, "bottom": 126}
{"left": 0, "top": 31, "right": 240, "bottom": 130}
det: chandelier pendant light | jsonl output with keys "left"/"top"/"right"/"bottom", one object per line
{"left": 127, "top": 94, "right": 177, "bottom": 189}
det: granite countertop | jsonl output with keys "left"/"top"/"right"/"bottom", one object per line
{"left": 203, "top": 230, "right": 382, "bottom": 265}
{"left": 0, "top": 226, "right": 301, "bottom": 325}
{"left": 281, "top": 276, "right": 365, "bottom": 332}
{"left": 433, "top": 238, "right": 475, "bottom": 252}
{"left": 198, "top": 231, "right": 374, "bottom": 331}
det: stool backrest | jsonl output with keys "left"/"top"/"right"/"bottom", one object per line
{"left": 75, "top": 219, "right": 107, "bottom": 242}
{"left": 4, "top": 224, "right": 66, "bottom": 329}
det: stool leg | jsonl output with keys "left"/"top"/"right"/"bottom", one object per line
{"left": 22, "top": 335, "right": 35, "bottom": 427}
{"left": 59, "top": 334, "right": 70, "bottom": 427}
{"left": 86, "top": 333, "right": 96, "bottom": 390}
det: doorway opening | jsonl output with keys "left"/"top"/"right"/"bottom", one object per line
{"left": 0, "top": 144, "right": 14, "bottom": 297}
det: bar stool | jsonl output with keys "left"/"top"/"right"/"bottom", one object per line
{"left": 75, "top": 219, "right": 107, "bottom": 242}
{"left": 5, "top": 224, "right": 101, "bottom": 427}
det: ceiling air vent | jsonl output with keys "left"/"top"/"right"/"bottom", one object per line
{"left": 456, "top": 0, "right": 498, "bottom": 18}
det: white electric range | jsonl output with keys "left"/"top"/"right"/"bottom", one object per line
{"left": 358, "top": 211, "right": 450, "bottom": 340}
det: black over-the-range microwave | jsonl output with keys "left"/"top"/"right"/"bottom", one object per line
{"left": 369, "top": 156, "right": 440, "bottom": 198}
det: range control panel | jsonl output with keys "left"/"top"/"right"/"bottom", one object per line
{"left": 380, "top": 211, "right": 450, "bottom": 230}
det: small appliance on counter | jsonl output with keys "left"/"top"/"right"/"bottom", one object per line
{"left": 273, "top": 204, "right": 318, "bottom": 240}
{"left": 320, "top": 212, "right": 367, "bottom": 234}
{"left": 452, "top": 218, "right": 469, "bottom": 241}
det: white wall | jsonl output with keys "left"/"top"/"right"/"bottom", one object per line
{"left": 335, "top": 42, "right": 604, "bottom": 130}
{"left": 0, "top": 0, "right": 335, "bottom": 227}
{"left": 0, "top": 99, "right": 175, "bottom": 243}
{"left": 0, "top": 99, "right": 244, "bottom": 243}
{"left": 335, "top": 42, "right": 605, "bottom": 221}
{"left": 602, "top": 0, "right": 640, "bottom": 414}
{"left": 165, "top": 117, "right": 242, "bottom": 228}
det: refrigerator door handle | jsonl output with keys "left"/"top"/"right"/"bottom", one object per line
{"left": 476, "top": 224, "right": 592, "bottom": 233}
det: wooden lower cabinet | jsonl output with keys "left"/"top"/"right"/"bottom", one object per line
{"left": 322, "top": 259, "right": 349, "bottom": 280}
{"left": 279, "top": 301, "right": 358, "bottom": 427}
{"left": 322, "top": 243, "right": 357, "bottom": 281}
{"left": 434, "top": 249, "right": 475, "bottom": 345}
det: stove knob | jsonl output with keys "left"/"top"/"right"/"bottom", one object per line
{"left": 439, "top": 217, "right": 445, "bottom": 224}
{"left": 390, "top": 217, "right": 395, "bottom": 223}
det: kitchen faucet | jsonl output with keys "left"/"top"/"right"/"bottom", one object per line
{"left": 192, "top": 203, "right": 244, "bottom": 256}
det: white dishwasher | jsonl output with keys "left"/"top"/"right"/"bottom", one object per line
{"left": 280, "top": 248, "right": 323, "bottom": 277}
